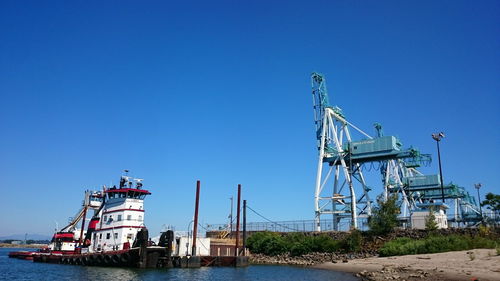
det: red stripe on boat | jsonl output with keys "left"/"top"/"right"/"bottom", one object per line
{"left": 103, "top": 208, "right": 145, "bottom": 214}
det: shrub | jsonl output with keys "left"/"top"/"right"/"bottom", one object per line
{"left": 263, "top": 235, "right": 288, "bottom": 256}
{"left": 289, "top": 242, "right": 311, "bottom": 256}
{"left": 478, "top": 225, "right": 492, "bottom": 238}
{"left": 247, "top": 231, "right": 288, "bottom": 255}
{"left": 247, "top": 231, "right": 346, "bottom": 256}
{"left": 342, "top": 229, "right": 363, "bottom": 252}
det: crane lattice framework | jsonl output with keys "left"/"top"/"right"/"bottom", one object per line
{"left": 312, "top": 72, "right": 373, "bottom": 231}
{"left": 311, "top": 72, "right": 435, "bottom": 231}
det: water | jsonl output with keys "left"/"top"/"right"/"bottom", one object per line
{"left": 0, "top": 248, "right": 358, "bottom": 281}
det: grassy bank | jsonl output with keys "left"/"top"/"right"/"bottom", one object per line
{"left": 246, "top": 229, "right": 500, "bottom": 258}
{"left": 379, "top": 234, "right": 498, "bottom": 257}
{"left": 247, "top": 231, "right": 362, "bottom": 256}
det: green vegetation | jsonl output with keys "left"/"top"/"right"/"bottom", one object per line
{"left": 379, "top": 234, "right": 498, "bottom": 257}
{"left": 342, "top": 229, "right": 363, "bottom": 252}
{"left": 368, "top": 195, "right": 399, "bottom": 235}
{"left": 481, "top": 192, "right": 500, "bottom": 212}
{"left": 246, "top": 231, "right": 362, "bottom": 256}
{"left": 478, "top": 225, "right": 492, "bottom": 238}
{"left": 425, "top": 207, "right": 438, "bottom": 231}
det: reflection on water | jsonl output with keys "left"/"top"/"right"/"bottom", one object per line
{"left": 0, "top": 248, "right": 358, "bottom": 281}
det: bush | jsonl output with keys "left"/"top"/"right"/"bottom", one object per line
{"left": 478, "top": 225, "right": 492, "bottom": 238}
{"left": 263, "top": 235, "right": 288, "bottom": 256}
{"left": 289, "top": 242, "right": 311, "bottom": 256}
{"left": 342, "top": 229, "right": 363, "bottom": 252}
{"left": 247, "top": 232, "right": 287, "bottom": 255}
{"left": 379, "top": 234, "right": 498, "bottom": 257}
{"left": 246, "top": 231, "right": 346, "bottom": 256}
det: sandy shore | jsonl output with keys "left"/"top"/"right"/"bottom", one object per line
{"left": 314, "top": 249, "right": 500, "bottom": 281}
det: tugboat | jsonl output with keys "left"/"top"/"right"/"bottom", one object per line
{"left": 9, "top": 172, "right": 169, "bottom": 268}
{"left": 9, "top": 174, "right": 248, "bottom": 268}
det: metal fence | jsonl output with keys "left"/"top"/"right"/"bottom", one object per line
{"left": 205, "top": 218, "right": 370, "bottom": 233}
{"left": 204, "top": 211, "right": 499, "bottom": 234}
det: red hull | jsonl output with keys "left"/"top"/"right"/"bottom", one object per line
{"left": 8, "top": 251, "right": 36, "bottom": 260}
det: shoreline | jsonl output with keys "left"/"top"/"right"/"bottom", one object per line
{"left": 0, "top": 243, "right": 47, "bottom": 249}
{"left": 312, "top": 249, "right": 500, "bottom": 281}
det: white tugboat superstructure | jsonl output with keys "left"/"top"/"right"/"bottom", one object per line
{"left": 91, "top": 176, "right": 151, "bottom": 253}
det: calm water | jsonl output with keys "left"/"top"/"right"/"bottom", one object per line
{"left": 0, "top": 248, "right": 358, "bottom": 281}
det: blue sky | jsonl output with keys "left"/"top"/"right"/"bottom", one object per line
{"left": 0, "top": 0, "right": 498, "bottom": 236}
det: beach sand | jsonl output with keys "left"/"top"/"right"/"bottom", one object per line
{"left": 314, "top": 249, "right": 500, "bottom": 281}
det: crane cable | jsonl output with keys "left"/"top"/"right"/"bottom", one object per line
{"left": 246, "top": 205, "right": 301, "bottom": 231}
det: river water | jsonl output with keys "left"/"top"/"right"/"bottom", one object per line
{"left": 0, "top": 248, "right": 358, "bottom": 280}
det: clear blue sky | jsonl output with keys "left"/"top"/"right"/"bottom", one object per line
{"left": 0, "top": 0, "right": 498, "bottom": 236}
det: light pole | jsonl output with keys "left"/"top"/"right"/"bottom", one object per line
{"left": 475, "top": 183, "right": 482, "bottom": 218}
{"left": 432, "top": 132, "right": 446, "bottom": 203}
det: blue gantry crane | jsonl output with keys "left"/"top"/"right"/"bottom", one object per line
{"left": 310, "top": 72, "right": 482, "bottom": 231}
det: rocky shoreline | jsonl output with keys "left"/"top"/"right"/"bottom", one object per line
{"left": 249, "top": 251, "right": 376, "bottom": 266}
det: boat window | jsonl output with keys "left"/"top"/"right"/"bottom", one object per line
{"left": 103, "top": 215, "right": 107, "bottom": 222}
{"left": 114, "top": 233, "right": 118, "bottom": 239}
{"left": 106, "top": 233, "right": 110, "bottom": 239}
{"left": 127, "top": 215, "right": 132, "bottom": 221}
{"left": 139, "top": 215, "right": 143, "bottom": 221}
{"left": 117, "top": 215, "right": 122, "bottom": 221}
{"left": 99, "top": 233, "right": 102, "bottom": 239}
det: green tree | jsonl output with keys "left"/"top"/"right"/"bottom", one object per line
{"left": 481, "top": 193, "right": 500, "bottom": 212}
{"left": 425, "top": 206, "right": 438, "bottom": 231}
{"left": 368, "top": 195, "right": 399, "bottom": 235}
